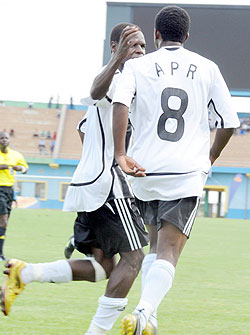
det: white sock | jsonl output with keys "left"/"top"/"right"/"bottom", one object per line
{"left": 86, "top": 295, "right": 128, "bottom": 333}
{"left": 21, "top": 260, "right": 72, "bottom": 284}
{"left": 141, "top": 253, "right": 157, "bottom": 325}
{"left": 141, "top": 253, "right": 157, "bottom": 292}
{"left": 135, "top": 259, "right": 175, "bottom": 329}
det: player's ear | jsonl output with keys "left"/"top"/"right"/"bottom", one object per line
{"left": 111, "top": 41, "right": 117, "bottom": 54}
{"left": 154, "top": 29, "right": 161, "bottom": 49}
{"left": 154, "top": 28, "right": 160, "bottom": 40}
{"left": 184, "top": 33, "right": 189, "bottom": 43}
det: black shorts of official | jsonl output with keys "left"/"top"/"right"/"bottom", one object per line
{"left": 0, "top": 186, "right": 14, "bottom": 215}
{"left": 136, "top": 197, "right": 200, "bottom": 238}
{"left": 73, "top": 198, "right": 148, "bottom": 259}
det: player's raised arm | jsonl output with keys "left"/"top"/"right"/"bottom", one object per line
{"left": 210, "top": 128, "right": 234, "bottom": 165}
{"left": 113, "top": 102, "right": 146, "bottom": 177}
{"left": 90, "top": 25, "right": 140, "bottom": 100}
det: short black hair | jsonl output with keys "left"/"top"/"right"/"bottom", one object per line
{"left": 155, "top": 6, "right": 190, "bottom": 43}
{"left": 110, "top": 22, "right": 140, "bottom": 44}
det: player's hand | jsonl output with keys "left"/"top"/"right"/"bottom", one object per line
{"left": 116, "top": 154, "right": 146, "bottom": 177}
{"left": 115, "top": 25, "right": 140, "bottom": 60}
{"left": 12, "top": 165, "right": 23, "bottom": 171}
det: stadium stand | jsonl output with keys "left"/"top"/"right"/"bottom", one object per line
{"left": 1, "top": 101, "right": 249, "bottom": 165}
{"left": 0, "top": 103, "right": 85, "bottom": 160}
{"left": 211, "top": 130, "right": 250, "bottom": 167}
{"left": 58, "top": 107, "right": 86, "bottom": 160}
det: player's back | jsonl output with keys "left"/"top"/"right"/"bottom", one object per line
{"left": 127, "top": 46, "right": 221, "bottom": 174}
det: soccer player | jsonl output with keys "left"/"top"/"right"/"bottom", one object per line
{"left": 0, "top": 24, "right": 151, "bottom": 335}
{"left": 0, "top": 132, "right": 28, "bottom": 261}
{"left": 112, "top": 6, "right": 240, "bottom": 334}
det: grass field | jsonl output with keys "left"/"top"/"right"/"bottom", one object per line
{"left": 0, "top": 208, "right": 249, "bottom": 335}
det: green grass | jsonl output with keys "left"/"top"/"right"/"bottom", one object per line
{"left": 0, "top": 209, "right": 250, "bottom": 334}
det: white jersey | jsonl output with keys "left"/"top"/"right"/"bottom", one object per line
{"left": 63, "top": 68, "right": 133, "bottom": 212}
{"left": 113, "top": 46, "right": 240, "bottom": 201}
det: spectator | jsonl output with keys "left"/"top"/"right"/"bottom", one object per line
{"left": 48, "top": 97, "right": 53, "bottom": 108}
{"left": 33, "top": 129, "right": 39, "bottom": 138}
{"left": 38, "top": 139, "right": 46, "bottom": 154}
{"left": 56, "top": 96, "right": 60, "bottom": 109}
{"left": 46, "top": 130, "right": 51, "bottom": 139}
{"left": 70, "top": 97, "right": 74, "bottom": 109}
{"left": 9, "top": 129, "right": 14, "bottom": 137}
{"left": 28, "top": 102, "right": 33, "bottom": 109}
{"left": 50, "top": 140, "right": 55, "bottom": 155}
{"left": 40, "top": 130, "right": 46, "bottom": 138}
{"left": 52, "top": 131, "right": 57, "bottom": 140}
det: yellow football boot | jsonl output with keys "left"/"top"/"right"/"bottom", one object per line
{"left": 1, "top": 259, "right": 27, "bottom": 316}
{"left": 121, "top": 313, "right": 157, "bottom": 335}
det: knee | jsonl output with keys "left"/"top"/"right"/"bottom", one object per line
{"left": 99, "top": 257, "right": 116, "bottom": 278}
{"left": 124, "top": 249, "right": 145, "bottom": 275}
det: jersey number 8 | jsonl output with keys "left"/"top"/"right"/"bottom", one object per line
{"left": 157, "top": 87, "right": 188, "bottom": 142}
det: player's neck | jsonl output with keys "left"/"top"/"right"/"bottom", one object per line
{"left": 1, "top": 147, "right": 8, "bottom": 153}
{"left": 160, "top": 41, "right": 183, "bottom": 48}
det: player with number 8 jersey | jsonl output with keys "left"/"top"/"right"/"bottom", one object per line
{"left": 113, "top": 6, "right": 240, "bottom": 334}
{"left": 113, "top": 44, "right": 239, "bottom": 201}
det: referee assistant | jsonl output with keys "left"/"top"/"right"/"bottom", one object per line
{"left": 0, "top": 131, "right": 28, "bottom": 260}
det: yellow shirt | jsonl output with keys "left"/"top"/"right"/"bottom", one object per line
{"left": 0, "top": 148, "right": 29, "bottom": 186}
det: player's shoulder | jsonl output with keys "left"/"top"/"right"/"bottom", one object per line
{"left": 125, "top": 50, "right": 158, "bottom": 69}
{"left": 184, "top": 48, "right": 218, "bottom": 69}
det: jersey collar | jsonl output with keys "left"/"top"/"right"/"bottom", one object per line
{"left": 163, "top": 45, "right": 183, "bottom": 51}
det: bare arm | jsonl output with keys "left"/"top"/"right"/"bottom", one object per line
{"left": 210, "top": 128, "right": 234, "bottom": 165}
{"left": 90, "top": 26, "right": 140, "bottom": 100}
{"left": 0, "top": 164, "right": 9, "bottom": 170}
{"left": 12, "top": 165, "right": 28, "bottom": 174}
{"left": 113, "top": 102, "right": 129, "bottom": 157}
{"left": 113, "top": 102, "right": 145, "bottom": 176}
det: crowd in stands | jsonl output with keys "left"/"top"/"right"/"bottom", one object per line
{"left": 35, "top": 130, "right": 57, "bottom": 155}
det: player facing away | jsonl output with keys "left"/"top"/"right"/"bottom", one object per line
{"left": 0, "top": 24, "right": 152, "bottom": 335}
{"left": 112, "top": 6, "right": 240, "bottom": 335}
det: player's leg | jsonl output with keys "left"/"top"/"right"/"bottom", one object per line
{"left": 85, "top": 198, "right": 148, "bottom": 335}
{"left": 136, "top": 199, "right": 158, "bottom": 329}
{"left": 0, "top": 187, "right": 13, "bottom": 260}
{"left": 122, "top": 197, "right": 200, "bottom": 333}
{"left": 69, "top": 247, "right": 116, "bottom": 282}
{"left": 86, "top": 249, "right": 145, "bottom": 335}
{"left": 0, "top": 213, "right": 115, "bottom": 316}
{"left": 0, "top": 214, "right": 8, "bottom": 260}
{"left": 105, "top": 248, "right": 144, "bottom": 298}
{"left": 0, "top": 252, "right": 116, "bottom": 316}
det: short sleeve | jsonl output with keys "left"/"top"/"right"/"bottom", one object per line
{"left": 208, "top": 64, "right": 240, "bottom": 129}
{"left": 16, "top": 153, "right": 29, "bottom": 169}
{"left": 112, "top": 60, "right": 136, "bottom": 108}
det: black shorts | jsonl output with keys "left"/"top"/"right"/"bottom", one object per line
{"left": 136, "top": 197, "right": 200, "bottom": 238}
{"left": 0, "top": 186, "right": 14, "bottom": 215}
{"left": 74, "top": 198, "right": 148, "bottom": 259}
